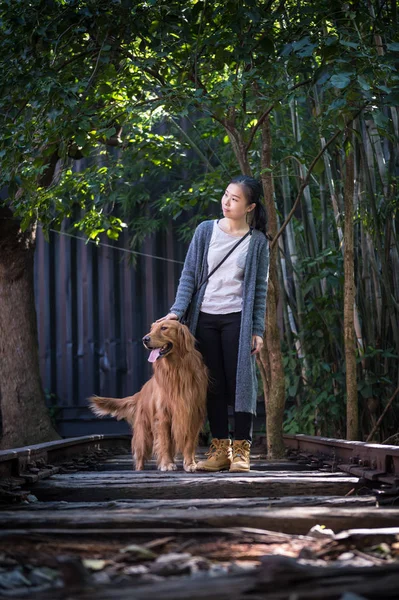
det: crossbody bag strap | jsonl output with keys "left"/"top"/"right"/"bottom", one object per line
{"left": 193, "top": 227, "right": 252, "bottom": 296}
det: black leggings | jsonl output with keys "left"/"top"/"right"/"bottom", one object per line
{"left": 196, "top": 311, "right": 253, "bottom": 442}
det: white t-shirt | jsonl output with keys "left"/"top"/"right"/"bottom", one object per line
{"left": 200, "top": 220, "right": 251, "bottom": 314}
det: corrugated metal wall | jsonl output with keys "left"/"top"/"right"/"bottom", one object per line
{"left": 34, "top": 224, "right": 187, "bottom": 436}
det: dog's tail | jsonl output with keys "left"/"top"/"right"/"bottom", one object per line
{"left": 89, "top": 395, "right": 138, "bottom": 422}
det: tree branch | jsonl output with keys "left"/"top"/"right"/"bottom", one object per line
{"left": 57, "top": 48, "right": 100, "bottom": 72}
{"left": 122, "top": 49, "right": 167, "bottom": 87}
{"left": 245, "top": 78, "right": 313, "bottom": 152}
{"left": 84, "top": 39, "right": 106, "bottom": 95}
{"left": 366, "top": 384, "right": 399, "bottom": 442}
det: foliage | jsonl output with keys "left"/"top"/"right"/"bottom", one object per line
{"left": 283, "top": 247, "right": 347, "bottom": 436}
{"left": 2, "top": 0, "right": 398, "bottom": 228}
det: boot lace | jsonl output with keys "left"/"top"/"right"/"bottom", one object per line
{"left": 205, "top": 440, "right": 223, "bottom": 458}
{"left": 233, "top": 442, "right": 249, "bottom": 461}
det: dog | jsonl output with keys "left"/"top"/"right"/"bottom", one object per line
{"left": 89, "top": 320, "right": 208, "bottom": 472}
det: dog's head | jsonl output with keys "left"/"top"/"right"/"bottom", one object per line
{"left": 142, "top": 320, "right": 195, "bottom": 363}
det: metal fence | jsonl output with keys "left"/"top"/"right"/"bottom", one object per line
{"left": 34, "top": 224, "right": 186, "bottom": 436}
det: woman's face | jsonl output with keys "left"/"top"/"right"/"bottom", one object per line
{"left": 221, "top": 183, "right": 255, "bottom": 221}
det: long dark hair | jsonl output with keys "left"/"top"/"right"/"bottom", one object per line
{"left": 229, "top": 175, "right": 268, "bottom": 235}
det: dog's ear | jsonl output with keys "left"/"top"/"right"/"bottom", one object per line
{"left": 178, "top": 323, "right": 195, "bottom": 354}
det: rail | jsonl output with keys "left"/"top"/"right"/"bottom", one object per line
{"left": 283, "top": 434, "right": 399, "bottom": 487}
{"left": 0, "top": 434, "right": 130, "bottom": 482}
{"left": 0, "top": 433, "right": 398, "bottom": 488}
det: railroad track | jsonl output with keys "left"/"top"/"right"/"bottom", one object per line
{"left": 0, "top": 434, "right": 399, "bottom": 599}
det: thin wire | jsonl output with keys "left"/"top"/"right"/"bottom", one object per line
{"left": 47, "top": 228, "right": 185, "bottom": 265}
{"left": 0, "top": 216, "right": 185, "bottom": 265}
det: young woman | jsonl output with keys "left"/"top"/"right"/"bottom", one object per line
{"left": 157, "top": 175, "right": 269, "bottom": 472}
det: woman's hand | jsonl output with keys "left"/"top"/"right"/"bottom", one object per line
{"left": 251, "top": 335, "right": 263, "bottom": 355}
{"left": 155, "top": 313, "right": 178, "bottom": 323}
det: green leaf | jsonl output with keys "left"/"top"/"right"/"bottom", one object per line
{"left": 376, "top": 85, "right": 391, "bottom": 93}
{"left": 280, "top": 43, "right": 292, "bottom": 57}
{"left": 339, "top": 40, "right": 358, "bottom": 49}
{"left": 259, "top": 37, "right": 275, "bottom": 55}
{"left": 316, "top": 69, "right": 332, "bottom": 86}
{"left": 327, "top": 98, "right": 346, "bottom": 112}
{"left": 373, "top": 111, "right": 389, "bottom": 128}
{"left": 357, "top": 75, "right": 370, "bottom": 91}
{"left": 387, "top": 43, "right": 399, "bottom": 51}
{"left": 358, "top": 384, "right": 373, "bottom": 398}
{"left": 292, "top": 37, "right": 317, "bottom": 58}
{"left": 330, "top": 74, "right": 351, "bottom": 89}
{"left": 313, "top": 158, "right": 325, "bottom": 175}
{"left": 103, "top": 127, "right": 117, "bottom": 139}
{"left": 75, "top": 132, "right": 87, "bottom": 146}
{"left": 20, "top": 213, "right": 32, "bottom": 232}
{"left": 385, "top": 91, "right": 399, "bottom": 105}
{"left": 106, "top": 229, "right": 120, "bottom": 239}
{"left": 325, "top": 36, "right": 339, "bottom": 46}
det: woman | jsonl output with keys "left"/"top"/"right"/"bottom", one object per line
{"left": 157, "top": 175, "right": 269, "bottom": 472}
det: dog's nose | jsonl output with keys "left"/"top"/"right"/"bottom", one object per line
{"left": 142, "top": 335, "right": 151, "bottom": 343}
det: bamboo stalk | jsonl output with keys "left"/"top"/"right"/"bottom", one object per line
{"left": 288, "top": 97, "right": 319, "bottom": 259}
{"left": 344, "top": 135, "right": 358, "bottom": 441}
{"left": 271, "top": 104, "right": 367, "bottom": 251}
{"left": 358, "top": 125, "right": 399, "bottom": 355}
{"left": 279, "top": 161, "right": 309, "bottom": 379}
{"left": 319, "top": 170, "right": 329, "bottom": 256}
{"left": 276, "top": 228, "right": 293, "bottom": 350}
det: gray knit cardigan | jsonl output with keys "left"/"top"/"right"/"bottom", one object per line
{"left": 170, "top": 220, "right": 270, "bottom": 415}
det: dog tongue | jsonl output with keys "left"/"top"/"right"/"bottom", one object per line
{"left": 148, "top": 348, "right": 161, "bottom": 363}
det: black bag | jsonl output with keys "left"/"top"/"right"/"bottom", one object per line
{"left": 179, "top": 227, "right": 252, "bottom": 325}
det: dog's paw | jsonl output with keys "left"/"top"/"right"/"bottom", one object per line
{"left": 183, "top": 462, "right": 197, "bottom": 473}
{"left": 159, "top": 462, "right": 177, "bottom": 472}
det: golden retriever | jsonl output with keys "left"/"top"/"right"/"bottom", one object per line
{"left": 89, "top": 321, "right": 208, "bottom": 472}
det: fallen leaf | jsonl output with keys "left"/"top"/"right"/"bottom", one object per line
{"left": 82, "top": 559, "right": 107, "bottom": 571}
{"left": 119, "top": 545, "right": 157, "bottom": 560}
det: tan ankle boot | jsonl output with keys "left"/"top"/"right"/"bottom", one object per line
{"left": 230, "top": 440, "right": 251, "bottom": 472}
{"left": 196, "top": 438, "right": 232, "bottom": 472}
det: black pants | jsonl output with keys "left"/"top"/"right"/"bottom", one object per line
{"left": 196, "top": 311, "right": 253, "bottom": 442}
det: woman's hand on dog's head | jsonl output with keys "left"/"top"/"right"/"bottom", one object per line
{"left": 155, "top": 313, "right": 179, "bottom": 323}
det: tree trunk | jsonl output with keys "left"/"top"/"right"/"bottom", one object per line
{"left": 220, "top": 110, "right": 285, "bottom": 457}
{"left": 260, "top": 116, "right": 286, "bottom": 458}
{"left": 225, "top": 129, "right": 253, "bottom": 176}
{"left": 0, "top": 207, "right": 60, "bottom": 449}
{"left": 343, "top": 142, "right": 358, "bottom": 440}
{"left": 222, "top": 109, "right": 253, "bottom": 176}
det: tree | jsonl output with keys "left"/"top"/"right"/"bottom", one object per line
{"left": 0, "top": 0, "right": 141, "bottom": 447}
